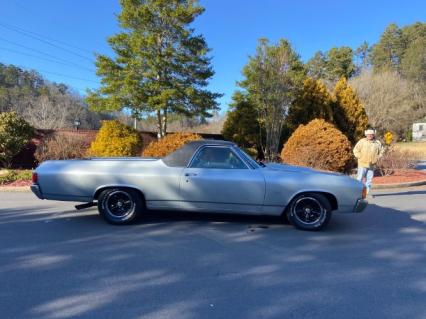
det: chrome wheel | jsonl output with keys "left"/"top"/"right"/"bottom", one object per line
{"left": 292, "top": 196, "right": 325, "bottom": 225}
{"left": 104, "top": 190, "right": 135, "bottom": 219}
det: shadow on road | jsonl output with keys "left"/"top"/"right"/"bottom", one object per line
{"left": 0, "top": 202, "right": 425, "bottom": 319}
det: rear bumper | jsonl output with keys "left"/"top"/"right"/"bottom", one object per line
{"left": 353, "top": 199, "right": 368, "bottom": 213}
{"left": 31, "top": 184, "right": 44, "bottom": 199}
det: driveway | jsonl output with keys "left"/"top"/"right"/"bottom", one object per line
{"left": 0, "top": 189, "right": 426, "bottom": 319}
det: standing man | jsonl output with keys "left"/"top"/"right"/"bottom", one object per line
{"left": 353, "top": 128, "right": 384, "bottom": 195}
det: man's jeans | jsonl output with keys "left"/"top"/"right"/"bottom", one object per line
{"left": 357, "top": 166, "right": 374, "bottom": 193}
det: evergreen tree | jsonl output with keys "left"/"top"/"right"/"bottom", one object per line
{"left": 370, "top": 23, "right": 405, "bottom": 72}
{"left": 86, "top": 0, "right": 221, "bottom": 138}
{"left": 222, "top": 91, "right": 262, "bottom": 149}
{"left": 307, "top": 47, "right": 355, "bottom": 81}
{"left": 332, "top": 78, "right": 369, "bottom": 144}
{"left": 286, "top": 78, "right": 333, "bottom": 131}
{"left": 355, "top": 41, "right": 371, "bottom": 73}
{"left": 401, "top": 37, "right": 426, "bottom": 83}
{"left": 306, "top": 51, "right": 327, "bottom": 79}
{"left": 326, "top": 47, "right": 355, "bottom": 80}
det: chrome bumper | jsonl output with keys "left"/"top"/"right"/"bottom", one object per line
{"left": 353, "top": 199, "right": 368, "bottom": 213}
{"left": 31, "top": 184, "right": 44, "bottom": 199}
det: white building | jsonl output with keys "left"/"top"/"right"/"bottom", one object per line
{"left": 413, "top": 122, "right": 426, "bottom": 141}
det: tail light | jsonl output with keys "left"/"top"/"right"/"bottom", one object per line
{"left": 362, "top": 186, "right": 367, "bottom": 199}
{"left": 32, "top": 172, "right": 38, "bottom": 184}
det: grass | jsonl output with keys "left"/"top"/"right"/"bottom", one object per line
{"left": 0, "top": 169, "right": 32, "bottom": 185}
{"left": 395, "top": 142, "right": 426, "bottom": 159}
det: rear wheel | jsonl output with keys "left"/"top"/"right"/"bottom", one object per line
{"left": 97, "top": 188, "right": 143, "bottom": 225}
{"left": 285, "top": 193, "right": 332, "bottom": 231}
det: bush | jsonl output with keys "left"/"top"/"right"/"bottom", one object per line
{"left": 142, "top": 133, "right": 202, "bottom": 157}
{"left": 376, "top": 146, "right": 419, "bottom": 176}
{"left": 88, "top": 120, "right": 142, "bottom": 157}
{"left": 332, "top": 77, "right": 369, "bottom": 144}
{"left": 0, "top": 170, "right": 32, "bottom": 185}
{"left": 0, "top": 112, "right": 34, "bottom": 168}
{"left": 281, "top": 119, "right": 353, "bottom": 172}
{"left": 35, "top": 133, "right": 90, "bottom": 162}
{"left": 384, "top": 131, "right": 394, "bottom": 145}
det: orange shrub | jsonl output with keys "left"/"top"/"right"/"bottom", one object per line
{"left": 281, "top": 119, "right": 353, "bottom": 172}
{"left": 142, "top": 133, "right": 202, "bottom": 157}
{"left": 88, "top": 120, "right": 142, "bottom": 157}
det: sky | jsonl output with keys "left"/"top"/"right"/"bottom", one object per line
{"left": 0, "top": 0, "right": 425, "bottom": 112}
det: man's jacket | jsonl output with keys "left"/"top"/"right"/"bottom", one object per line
{"left": 353, "top": 138, "right": 384, "bottom": 168}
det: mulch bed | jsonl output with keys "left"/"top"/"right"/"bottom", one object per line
{"left": 373, "top": 169, "right": 426, "bottom": 184}
{"left": 0, "top": 180, "right": 32, "bottom": 188}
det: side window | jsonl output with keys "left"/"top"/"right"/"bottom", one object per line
{"left": 190, "top": 147, "right": 248, "bottom": 169}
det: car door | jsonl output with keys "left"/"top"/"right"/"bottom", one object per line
{"left": 179, "top": 146, "right": 265, "bottom": 214}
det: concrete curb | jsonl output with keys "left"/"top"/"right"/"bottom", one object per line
{"left": 0, "top": 186, "right": 31, "bottom": 192}
{"left": 372, "top": 179, "right": 426, "bottom": 189}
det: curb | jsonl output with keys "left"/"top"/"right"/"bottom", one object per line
{"left": 0, "top": 186, "right": 31, "bottom": 192}
{"left": 372, "top": 179, "right": 426, "bottom": 189}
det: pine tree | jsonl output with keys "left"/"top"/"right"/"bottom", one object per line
{"left": 370, "top": 23, "right": 405, "bottom": 72}
{"left": 306, "top": 47, "right": 355, "bottom": 81}
{"left": 332, "top": 77, "right": 369, "bottom": 144}
{"left": 86, "top": 0, "right": 221, "bottom": 138}
{"left": 222, "top": 91, "right": 262, "bottom": 149}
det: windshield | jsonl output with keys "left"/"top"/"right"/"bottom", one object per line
{"left": 234, "top": 148, "right": 261, "bottom": 169}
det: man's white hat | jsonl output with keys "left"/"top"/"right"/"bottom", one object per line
{"left": 365, "top": 129, "right": 375, "bottom": 135}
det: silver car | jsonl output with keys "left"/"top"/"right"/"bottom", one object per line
{"left": 31, "top": 140, "right": 367, "bottom": 231}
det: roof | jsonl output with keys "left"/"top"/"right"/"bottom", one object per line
{"left": 162, "top": 139, "right": 235, "bottom": 167}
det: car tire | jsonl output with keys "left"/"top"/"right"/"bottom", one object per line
{"left": 97, "top": 188, "right": 144, "bottom": 225}
{"left": 285, "top": 193, "right": 332, "bottom": 231}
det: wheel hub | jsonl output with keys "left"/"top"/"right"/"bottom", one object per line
{"left": 105, "top": 191, "right": 134, "bottom": 218}
{"left": 293, "top": 197, "right": 324, "bottom": 225}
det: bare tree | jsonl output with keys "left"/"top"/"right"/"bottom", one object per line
{"left": 350, "top": 70, "right": 426, "bottom": 138}
{"left": 24, "top": 95, "right": 68, "bottom": 129}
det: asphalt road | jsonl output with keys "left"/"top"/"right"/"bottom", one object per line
{"left": 1, "top": 189, "right": 426, "bottom": 319}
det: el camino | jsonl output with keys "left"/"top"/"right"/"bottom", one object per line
{"left": 31, "top": 140, "right": 367, "bottom": 231}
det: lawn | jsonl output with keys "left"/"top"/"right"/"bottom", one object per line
{"left": 395, "top": 141, "right": 426, "bottom": 159}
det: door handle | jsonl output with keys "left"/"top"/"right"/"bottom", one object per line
{"left": 185, "top": 173, "right": 198, "bottom": 177}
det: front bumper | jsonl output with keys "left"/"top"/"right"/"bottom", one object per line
{"left": 31, "top": 184, "right": 44, "bottom": 199}
{"left": 353, "top": 199, "right": 368, "bottom": 213}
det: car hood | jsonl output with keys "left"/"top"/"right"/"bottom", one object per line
{"left": 264, "top": 163, "right": 343, "bottom": 176}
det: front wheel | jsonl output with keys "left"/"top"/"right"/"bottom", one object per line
{"left": 98, "top": 188, "right": 143, "bottom": 225}
{"left": 285, "top": 193, "right": 332, "bottom": 231}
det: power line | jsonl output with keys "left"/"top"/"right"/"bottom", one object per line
{"left": 0, "top": 46, "right": 95, "bottom": 73}
{"left": 36, "top": 69, "right": 100, "bottom": 84}
{"left": 0, "top": 36, "right": 96, "bottom": 73}
{"left": 0, "top": 22, "right": 95, "bottom": 62}
{"left": 8, "top": 2, "right": 106, "bottom": 51}
{"left": 3, "top": 62, "right": 101, "bottom": 84}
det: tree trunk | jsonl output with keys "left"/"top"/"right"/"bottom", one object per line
{"left": 156, "top": 109, "right": 163, "bottom": 139}
{"left": 162, "top": 108, "right": 168, "bottom": 138}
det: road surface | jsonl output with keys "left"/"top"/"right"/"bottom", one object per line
{"left": 0, "top": 189, "right": 425, "bottom": 319}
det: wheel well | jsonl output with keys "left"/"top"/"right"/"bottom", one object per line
{"left": 94, "top": 186, "right": 146, "bottom": 206}
{"left": 285, "top": 191, "right": 338, "bottom": 212}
